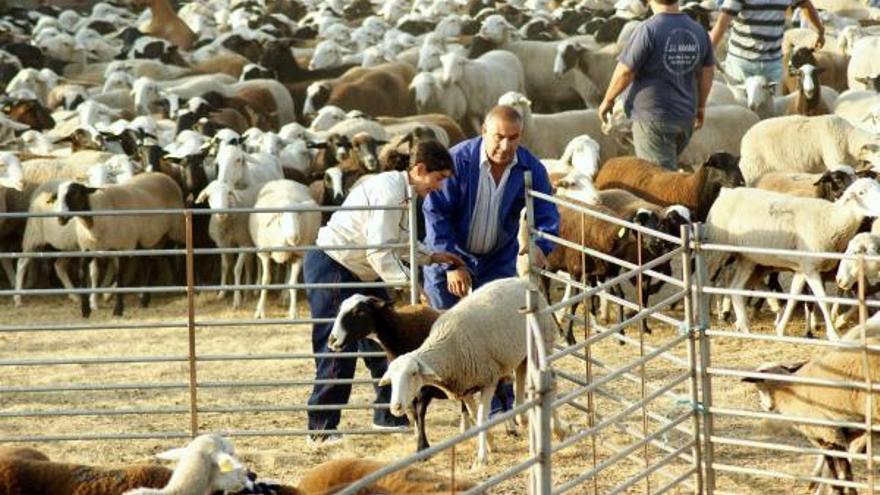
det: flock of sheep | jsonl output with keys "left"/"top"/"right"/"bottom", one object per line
{"left": 2, "top": 0, "right": 880, "bottom": 491}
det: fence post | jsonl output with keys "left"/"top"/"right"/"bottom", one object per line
{"left": 526, "top": 288, "right": 553, "bottom": 495}
{"left": 680, "top": 225, "right": 704, "bottom": 494}
{"left": 692, "top": 223, "right": 715, "bottom": 494}
{"left": 858, "top": 255, "right": 875, "bottom": 495}
{"left": 185, "top": 209, "right": 199, "bottom": 438}
{"left": 407, "top": 185, "right": 418, "bottom": 305}
{"left": 524, "top": 172, "right": 540, "bottom": 288}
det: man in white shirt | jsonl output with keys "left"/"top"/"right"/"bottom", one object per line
{"left": 304, "top": 140, "right": 463, "bottom": 444}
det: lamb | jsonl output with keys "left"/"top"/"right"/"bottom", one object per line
{"left": 55, "top": 173, "right": 185, "bottom": 317}
{"left": 249, "top": 180, "right": 321, "bottom": 319}
{"left": 122, "top": 434, "right": 248, "bottom": 495}
{"left": 544, "top": 135, "right": 602, "bottom": 204}
{"left": 379, "top": 277, "right": 565, "bottom": 468}
{"left": 753, "top": 167, "right": 855, "bottom": 200}
{"left": 0, "top": 459, "right": 174, "bottom": 494}
{"left": 743, "top": 341, "right": 880, "bottom": 495}
{"left": 738, "top": 114, "right": 880, "bottom": 186}
{"left": 327, "top": 294, "right": 453, "bottom": 452}
{"left": 703, "top": 179, "right": 880, "bottom": 339}
{"left": 439, "top": 50, "right": 525, "bottom": 135}
{"left": 775, "top": 64, "right": 839, "bottom": 117}
{"left": 783, "top": 45, "right": 849, "bottom": 94}
{"left": 594, "top": 152, "right": 745, "bottom": 221}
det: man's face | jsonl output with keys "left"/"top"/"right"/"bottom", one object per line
{"left": 410, "top": 163, "right": 453, "bottom": 197}
{"left": 482, "top": 117, "right": 523, "bottom": 167}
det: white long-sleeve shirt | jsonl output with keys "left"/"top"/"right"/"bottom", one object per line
{"left": 317, "top": 171, "right": 430, "bottom": 283}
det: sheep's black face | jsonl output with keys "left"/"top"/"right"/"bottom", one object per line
{"left": 5, "top": 99, "right": 54, "bottom": 131}
{"left": 704, "top": 152, "right": 744, "bottom": 187}
{"left": 311, "top": 84, "right": 331, "bottom": 111}
{"left": 223, "top": 35, "right": 263, "bottom": 63}
{"left": 558, "top": 43, "right": 581, "bottom": 75}
{"left": 259, "top": 41, "right": 288, "bottom": 73}
{"left": 57, "top": 182, "right": 96, "bottom": 226}
{"left": 814, "top": 170, "right": 855, "bottom": 201}
{"left": 789, "top": 46, "right": 816, "bottom": 70}
{"left": 3, "top": 42, "right": 44, "bottom": 70}
{"left": 328, "top": 298, "right": 380, "bottom": 351}
{"left": 467, "top": 35, "right": 496, "bottom": 59}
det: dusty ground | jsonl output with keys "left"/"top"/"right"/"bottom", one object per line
{"left": 0, "top": 283, "right": 872, "bottom": 494}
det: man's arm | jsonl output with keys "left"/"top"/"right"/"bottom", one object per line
{"left": 800, "top": 0, "right": 826, "bottom": 48}
{"left": 710, "top": 11, "right": 732, "bottom": 47}
{"left": 696, "top": 65, "right": 715, "bottom": 128}
{"left": 598, "top": 62, "right": 636, "bottom": 123}
{"left": 423, "top": 167, "right": 478, "bottom": 271}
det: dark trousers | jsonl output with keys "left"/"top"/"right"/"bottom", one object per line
{"left": 423, "top": 263, "right": 516, "bottom": 415}
{"left": 303, "top": 249, "right": 397, "bottom": 431}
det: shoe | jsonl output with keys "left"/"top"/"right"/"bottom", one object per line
{"left": 372, "top": 416, "right": 410, "bottom": 430}
{"left": 307, "top": 432, "right": 343, "bottom": 447}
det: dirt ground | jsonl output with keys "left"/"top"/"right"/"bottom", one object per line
{"left": 0, "top": 283, "right": 872, "bottom": 494}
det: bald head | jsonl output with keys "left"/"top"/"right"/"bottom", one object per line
{"left": 482, "top": 105, "right": 523, "bottom": 167}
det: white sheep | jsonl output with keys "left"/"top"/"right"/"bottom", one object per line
{"left": 498, "top": 91, "right": 600, "bottom": 160}
{"left": 678, "top": 105, "right": 761, "bottom": 169}
{"left": 704, "top": 179, "right": 880, "bottom": 339}
{"left": 846, "top": 35, "right": 880, "bottom": 90}
{"left": 409, "top": 71, "right": 468, "bottom": 126}
{"left": 380, "top": 277, "right": 568, "bottom": 468}
{"left": 739, "top": 114, "right": 880, "bottom": 185}
{"left": 549, "top": 135, "right": 602, "bottom": 204}
{"left": 123, "top": 434, "right": 249, "bottom": 495}
{"left": 834, "top": 88, "right": 880, "bottom": 130}
{"left": 552, "top": 39, "right": 620, "bottom": 107}
{"left": 439, "top": 50, "right": 526, "bottom": 134}
{"left": 249, "top": 180, "right": 321, "bottom": 319}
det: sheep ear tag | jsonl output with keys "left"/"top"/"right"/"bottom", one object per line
{"left": 214, "top": 452, "right": 236, "bottom": 473}
{"left": 617, "top": 227, "right": 627, "bottom": 239}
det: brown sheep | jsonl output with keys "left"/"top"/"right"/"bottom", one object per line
{"left": 0, "top": 447, "right": 49, "bottom": 461}
{"left": 783, "top": 46, "right": 849, "bottom": 95}
{"left": 0, "top": 459, "right": 174, "bottom": 494}
{"left": 133, "top": 0, "right": 196, "bottom": 51}
{"left": 306, "top": 63, "right": 417, "bottom": 118}
{"left": 593, "top": 152, "right": 744, "bottom": 222}
{"left": 296, "top": 458, "right": 477, "bottom": 494}
{"left": 377, "top": 114, "right": 467, "bottom": 145}
{"left": 754, "top": 168, "right": 855, "bottom": 200}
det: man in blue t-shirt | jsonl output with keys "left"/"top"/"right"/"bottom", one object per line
{"left": 598, "top": 0, "right": 715, "bottom": 170}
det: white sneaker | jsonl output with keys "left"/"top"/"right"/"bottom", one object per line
{"left": 372, "top": 421, "right": 409, "bottom": 431}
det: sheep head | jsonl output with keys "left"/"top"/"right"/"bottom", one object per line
{"left": 151, "top": 434, "right": 249, "bottom": 495}
{"left": 855, "top": 73, "right": 880, "bottom": 92}
{"left": 322, "top": 166, "right": 346, "bottom": 204}
{"left": 328, "top": 294, "right": 389, "bottom": 351}
{"left": 553, "top": 40, "right": 585, "bottom": 78}
{"left": 836, "top": 233, "right": 880, "bottom": 290}
{"left": 738, "top": 75, "right": 776, "bottom": 114}
{"left": 741, "top": 362, "right": 806, "bottom": 412}
{"left": 379, "top": 352, "right": 441, "bottom": 417}
{"left": 497, "top": 91, "right": 531, "bottom": 119}
{"left": 478, "top": 14, "right": 513, "bottom": 43}
{"left": 215, "top": 144, "right": 248, "bottom": 188}
{"left": 303, "top": 82, "right": 333, "bottom": 121}
{"left": 858, "top": 143, "right": 880, "bottom": 171}
{"left": 788, "top": 63, "right": 823, "bottom": 100}
{"left": 0, "top": 152, "right": 23, "bottom": 191}
{"left": 439, "top": 51, "right": 466, "bottom": 85}
{"left": 309, "top": 40, "right": 350, "bottom": 71}
{"left": 55, "top": 180, "right": 98, "bottom": 227}
{"left": 814, "top": 168, "right": 855, "bottom": 201}
{"left": 838, "top": 177, "right": 880, "bottom": 218}
{"left": 4, "top": 98, "right": 55, "bottom": 131}
{"left": 409, "top": 72, "right": 438, "bottom": 110}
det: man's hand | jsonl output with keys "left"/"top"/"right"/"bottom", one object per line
{"left": 598, "top": 99, "right": 614, "bottom": 125}
{"left": 430, "top": 251, "right": 464, "bottom": 267}
{"left": 813, "top": 30, "right": 825, "bottom": 50}
{"left": 447, "top": 267, "right": 472, "bottom": 298}
{"left": 695, "top": 108, "right": 705, "bottom": 130}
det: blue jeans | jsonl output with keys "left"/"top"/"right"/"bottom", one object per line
{"left": 724, "top": 54, "right": 783, "bottom": 86}
{"left": 632, "top": 119, "right": 695, "bottom": 171}
{"left": 303, "top": 250, "right": 402, "bottom": 431}
{"left": 423, "top": 263, "right": 516, "bottom": 415}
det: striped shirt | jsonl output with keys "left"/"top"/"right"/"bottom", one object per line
{"left": 722, "top": 0, "right": 805, "bottom": 61}
{"left": 465, "top": 143, "right": 517, "bottom": 255}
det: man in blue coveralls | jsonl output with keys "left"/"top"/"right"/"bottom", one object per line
{"left": 422, "top": 105, "right": 560, "bottom": 415}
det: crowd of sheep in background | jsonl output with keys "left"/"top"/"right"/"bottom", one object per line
{"left": 2, "top": 0, "right": 880, "bottom": 490}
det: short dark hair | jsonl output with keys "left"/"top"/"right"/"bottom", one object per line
{"left": 410, "top": 140, "right": 454, "bottom": 173}
{"left": 653, "top": 0, "right": 678, "bottom": 6}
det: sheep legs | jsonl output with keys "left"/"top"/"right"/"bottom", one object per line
{"left": 727, "top": 260, "right": 756, "bottom": 333}
{"left": 218, "top": 252, "right": 231, "bottom": 299}
{"left": 804, "top": 271, "right": 839, "bottom": 340}
{"left": 112, "top": 257, "right": 128, "bottom": 317}
{"left": 232, "top": 252, "right": 249, "bottom": 310}
{"left": 78, "top": 257, "right": 91, "bottom": 318}
{"left": 775, "top": 273, "right": 806, "bottom": 337}
{"left": 0, "top": 258, "right": 13, "bottom": 289}
{"left": 13, "top": 257, "right": 31, "bottom": 307}
{"left": 472, "top": 382, "right": 497, "bottom": 469}
{"left": 89, "top": 258, "right": 101, "bottom": 310}
{"left": 254, "top": 253, "right": 271, "bottom": 319}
